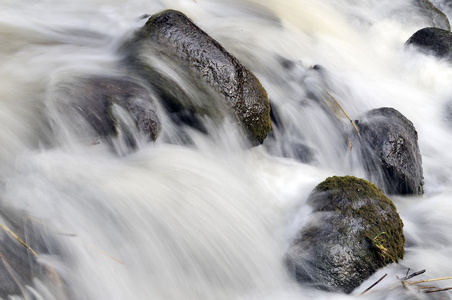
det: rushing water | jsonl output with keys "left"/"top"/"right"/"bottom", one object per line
{"left": 0, "top": 0, "right": 452, "bottom": 299}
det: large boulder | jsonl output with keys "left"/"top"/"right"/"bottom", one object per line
{"left": 50, "top": 76, "right": 161, "bottom": 150}
{"left": 406, "top": 27, "right": 452, "bottom": 61}
{"left": 352, "top": 107, "right": 424, "bottom": 195}
{"left": 122, "top": 9, "right": 272, "bottom": 145}
{"left": 286, "top": 176, "right": 405, "bottom": 294}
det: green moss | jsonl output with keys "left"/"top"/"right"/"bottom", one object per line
{"left": 311, "top": 176, "right": 405, "bottom": 264}
{"left": 314, "top": 176, "right": 385, "bottom": 201}
{"left": 245, "top": 90, "right": 272, "bottom": 144}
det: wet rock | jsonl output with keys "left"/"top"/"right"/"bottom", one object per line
{"left": 52, "top": 76, "right": 161, "bottom": 150}
{"left": 416, "top": 0, "right": 451, "bottom": 31}
{"left": 406, "top": 27, "right": 452, "bottom": 61}
{"left": 122, "top": 9, "right": 271, "bottom": 145}
{"left": 352, "top": 107, "right": 424, "bottom": 195}
{"left": 264, "top": 103, "right": 315, "bottom": 163}
{"left": 286, "top": 176, "right": 405, "bottom": 294}
{"left": 262, "top": 59, "right": 346, "bottom": 164}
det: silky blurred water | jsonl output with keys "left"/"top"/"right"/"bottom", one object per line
{"left": 0, "top": 0, "right": 452, "bottom": 299}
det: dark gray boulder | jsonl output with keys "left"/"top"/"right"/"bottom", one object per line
{"left": 417, "top": 0, "right": 451, "bottom": 31}
{"left": 122, "top": 9, "right": 271, "bottom": 145}
{"left": 52, "top": 76, "right": 161, "bottom": 149}
{"left": 286, "top": 176, "right": 405, "bottom": 294}
{"left": 406, "top": 27, "right": 452, "bottom": 61}
{"left": 352, "top": 107, "right": 424, "bottom": 195}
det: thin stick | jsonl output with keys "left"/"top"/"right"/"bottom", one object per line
{"left": 417, "top": 286, "right": 437, "bottom": 290}
{"left": 405, "top": 277, "right": 452, "bottom": 285}
{"left": 326, "top": 91, "right": 359, "bottom": 134}
{"left": 93, "top": 246, "right": 125, "bottom": 265}
{"left": 361, "top": 273, "right": 388, "bottom": 295}
{"left": 0, "top": 224, "right": 38, "bottom": 257}
{"left": 424, "top": 287, "right": 452, "bottom": 293}
{"left": 400, "top": 269, "right": 426, "bottom": 281}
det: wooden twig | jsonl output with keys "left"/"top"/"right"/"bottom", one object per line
{"left": 424, "top": 287, "right": 452, "bottom": 293}
{"left": 326, "top": 91, "right": 359, "bottom": 134}
{"left": 0, "top": 224, "right": 38, "bottom": 257}
{"left": 400, "top": 269, "right": 426, "bottom": 281}
{"left": 361, "top": 273, "right": 388, "bottom": 295}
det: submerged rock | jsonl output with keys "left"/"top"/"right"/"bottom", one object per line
{"left": 122, "top": 9, "right": 271, "bottom": 145}
{"left": 406, "top": 27, "right": 452, "bottom": 61}
{"left": 0, "top": 206, "right": 67, "bottom": 298}
{"left": 263, "top": 59, "right": 345, "bottom": 163}
{"left": 352, "top": 107, "right": 424, "bottom": 195}
{"left": 286, "top": 176, "right": 405, "bottom": 294}
{"left": 51, "top": 76, "right": 161, "bottom": 150}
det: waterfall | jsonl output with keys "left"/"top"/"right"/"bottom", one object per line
{"left": 0, "top": 0, "right": 452, "bottom": 299}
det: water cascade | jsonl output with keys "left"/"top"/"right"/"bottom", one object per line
{"left": 0, "top": 0, "right": 452, "bottom": 299}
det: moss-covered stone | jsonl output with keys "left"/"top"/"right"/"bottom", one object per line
{"left": 122, "top": 9, "right": 272, "bottom": 145}
{"left": 286, "top": 176, "right": 405, "bottom": 294}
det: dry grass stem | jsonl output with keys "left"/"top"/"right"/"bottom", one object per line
{"left": 326, "top": 91, "right": 359, "bottom": 134}
{"left": 424, "top": 287, "right": 452, "bottom": 293}
{"left": 361, "top": 273, "right": 388, "bottom": 295}
{"left": 405, "top": 277, "right": 452, "bottom": 285}
{"left": 399, "top": 271, "right": 452, "bottom": 294}
{"left": 46, "top": 265, "right": 64, "bottom": 287}
{"left": 417, "top": 285, "right": 437, "bottom": 290}
{"left": 0, "top": 224, "right": 38, "bottom": 257}
{"left": 94, "top": 247, "right": 125, "bottom": 265}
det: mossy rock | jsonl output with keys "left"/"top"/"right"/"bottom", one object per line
{"left": 286, "top": 176, "right": 405, "bottom": 294}
{"left": 406, "top": 27, "right": 452, "bottom": 61}
{"left": 122, "top": 9, "right": 271, "bottom": 145}
{"left": 352, "top": 107, "right": 424, "bottom": 195}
